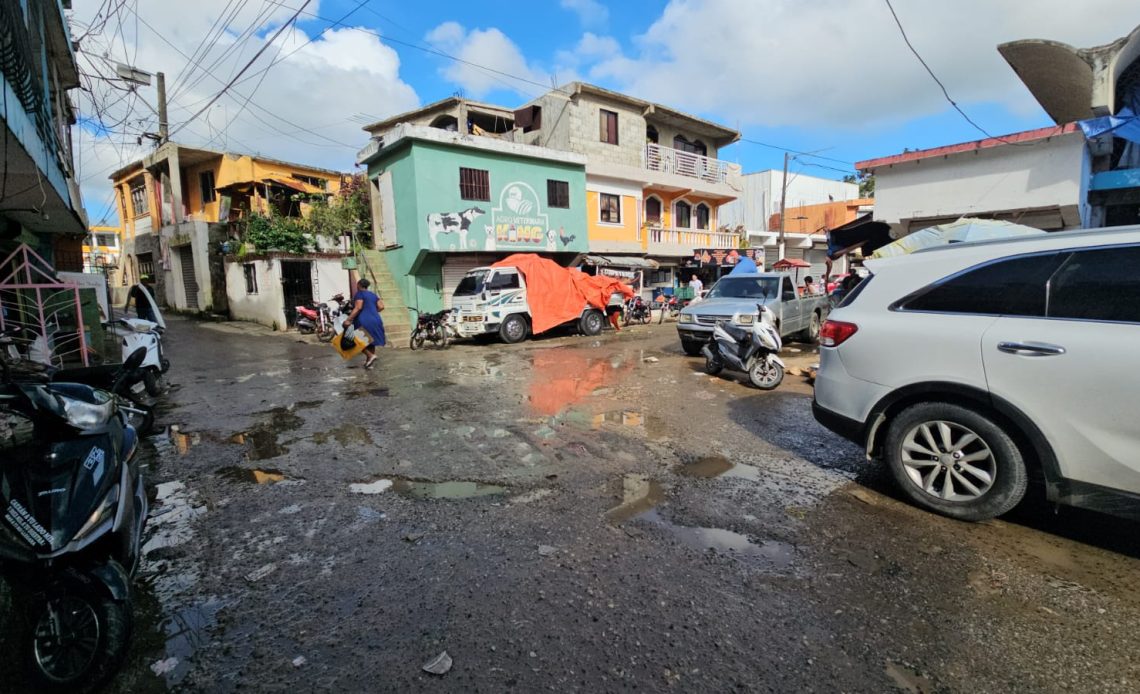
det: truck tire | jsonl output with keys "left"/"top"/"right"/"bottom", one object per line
{"left": 579, "top": 310, "right": 604, "bottom": 336}
{"left": 798, "top": 310, "right": 821, "bottom": 343}
{"left": 499, "top": 314, "right": 529, "bottom": 344}
{"left": 681, "top": 341, "right": 704, "bottom": 357}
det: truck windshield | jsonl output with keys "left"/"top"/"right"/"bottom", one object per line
{"left": 454, "top": 270, "right": 489, "bottom": 297}
{"left": 706, "top": 277, "right": 779, "bottom": 300}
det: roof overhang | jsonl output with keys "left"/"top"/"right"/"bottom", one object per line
{"left": 856, "top": 123, "right": 1082, "bottom": 171}
{"left": 998, "top": 24, "right": 1140, "bottom": 123}
{"left": 582, "top": 254, "right": 660, "bottom": 269}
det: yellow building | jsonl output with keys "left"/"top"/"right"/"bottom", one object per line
{"left": 109, "top": 143, "right": 342, "bottom": 313}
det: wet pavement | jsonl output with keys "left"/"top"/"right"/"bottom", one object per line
{"left": 3, "top": 316, "right": 1140, "bottom": 692}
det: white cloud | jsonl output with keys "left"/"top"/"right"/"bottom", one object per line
{"left": 424, "top": 22, "right": 552, "bottom": 99}
{"left": 586, "top": 0, "right": 1140, "bottom": 129}
{"left": 68, "top": 0, "right": 419, "bottom": 223}
{"left": 560, "top": 0, "right": 610, "bottom": 27}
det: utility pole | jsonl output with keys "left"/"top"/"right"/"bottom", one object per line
{"left": 778, "top": 151, "right": 789, "bottom": 261}
{"left": 156, "top": 72, "right": 168, "bottom": 144}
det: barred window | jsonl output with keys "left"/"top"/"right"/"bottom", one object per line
{"left": 459, "top": 167, "right": 490, "bottom": 201}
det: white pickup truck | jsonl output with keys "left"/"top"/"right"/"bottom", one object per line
{"left": 450, "top": 266, "right": 607, "bottom": 343}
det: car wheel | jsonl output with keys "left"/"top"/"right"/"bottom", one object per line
{"left": 800, "top": 311, "right": 821, "bottom": 343}
{"left": 500, "top": 314, "right": 529, "bottom": 344}
{"left": 579, "top": 310, "right": 603, "bottom": 337}
{"left": 681, "top": 341, "right": 704, "bottom": 357}
{"left": 884, "top": 402, "right": 1028, "bottom": 521}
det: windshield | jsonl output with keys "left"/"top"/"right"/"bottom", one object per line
{"left": 706, "top": 277, "right": 779, "bottom": 300}
{"left": 454, "top": 270, "right": 489, "bottom": 297}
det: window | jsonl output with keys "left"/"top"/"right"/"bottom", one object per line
{"left": 673, "top": 135, "right": 707, "bottom": 156}
{"left": 129, "top": 178, "right": 148, "bottom": 215}
{"left": 599, "top": 193, "right": 621, "bottom": 224}
{"left": 674, "top": 201, "right": 692, "bottom": 228}
{"left": 243, "top": 263, "right": 258, "bottom": 294}
{"left": 1047, "top": 246, "right": 1140, "bottom": 323}
{"left": 487, "top": 272, "right": 521, "bottom": 290}
{"left": 645, "top": 197, "right": 662, "bottom": 224}
{"left": 137, "top": 252, "right": 154, "bottom": 279}
{"left": 95, "top": 233, "right": 117, "bottom": 248}
{"left": 514, "top": 105, "right": 542, "bottom": 133}
{"left": 646, "top": 125, "right": 659, "bottom": 144}
{"left": 782, "top": 277, "right": 796, "bottom": 300}
{"left": 291, "top": 173, "right": 328, "bottom": 190}
{"left": 199, "top": 170, "right": 217, "bottom": 204}
{"left": 459, "top": 167, "right": 490, "bottom": 201}
{"left": 695, "top": 203, "right": 710, "bottom": 230}
{"left": 900, "top": 253, "right": 1066, "bottom": 317}
{"left": 599, "top": 109, "right": 619, "bottom": 145}
{"left": 547, "top": 180, "right": 570, "bottom": 208}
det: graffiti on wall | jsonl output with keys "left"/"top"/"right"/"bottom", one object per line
{"left": 424, "top": 182, "right": 581, "bottom": 252}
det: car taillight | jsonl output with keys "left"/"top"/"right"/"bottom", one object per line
{"left": 820, "top": 320, "right": 858, "bottom": 347}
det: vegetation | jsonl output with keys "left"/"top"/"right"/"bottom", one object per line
{"left": 843, "top": 172, "right": 875, "bottom": 198}
{"left": 238, "top": 174, "right": 373, "bottom": 254}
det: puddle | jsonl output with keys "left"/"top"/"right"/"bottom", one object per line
{"left": 143, "top": 481, "right": 207, "bottom": 556}
{"left": 313, "top": 423, "right": 374, "bottom": 446}
{"left": 560, "top": 409, "right": 668, "bottom": 438}
{"left": 605, "top": 474, "right": 665, "bottom": 523}
{"left": 231, "top": 407, "right": 303, "bottom": 460}
{"left": 216, "top": 466, "right": 288, "bottom": 484}
{"left": 155, "top": 596, "right": 226, "bottom": 686}
{"left": 346, "top": 387, "right": 390, "bottom": 400}
{"left": 168, "top": 425, "right": 200, "bottom": 455}
{"left": 349, "top": 477, "right": 509, "bottom": 500}
{"left": 677, "top": 455, "right": 762, "bottom": 482}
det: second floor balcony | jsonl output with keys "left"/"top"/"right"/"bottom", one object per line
{"left": 645, "top": 224, "right": 740, "bottom": 256}
{"left": 643, "top": 143, "right": 731, "bottom": 185}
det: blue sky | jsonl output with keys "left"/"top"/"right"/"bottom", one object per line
{"left": 71, "top": 0, "right": 1140, "bottom": 222}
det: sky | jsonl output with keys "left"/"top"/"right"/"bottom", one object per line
{"left": 69, "top": 0, "right": 1140, "bottom": 226}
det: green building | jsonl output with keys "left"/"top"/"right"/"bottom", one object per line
{"left": 357, "top": 125, "right": 588, "bottom": 315}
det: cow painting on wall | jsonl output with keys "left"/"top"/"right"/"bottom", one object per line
{"left": 426, "top": 207, "right": 486, "bottom": 250}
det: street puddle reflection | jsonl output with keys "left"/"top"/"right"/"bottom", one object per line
{"left": 528, "top": 348, "right": 634, "bottom": 415}
{"left": 589, "top": 410, "right": 667, "bottom": 437}
{"left": 215, "top": 466, "right": 288, "bottom": 484}
{"left": 230, "top": 406, "right": 303, "bottom": 461}
{"left": 677, "top": 455, "right": 762, "bottom": 482}
{"left": 349, "top": 477, "right": 509, "bottom": 499}
{"left": 312, "top": 424, "right": 373, "bottom": 445}
{"left": 345, "top": 387, "right": 390, "bottom": 400}
{"left": 607, "top": 473, "right": 793, "bottom": 568}
{"left": 168, "top": 425, "right": 199, "bottom": 455}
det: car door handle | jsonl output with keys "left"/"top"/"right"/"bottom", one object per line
{"left": 997, "top": 341, "right": 1066, "bottom": 356}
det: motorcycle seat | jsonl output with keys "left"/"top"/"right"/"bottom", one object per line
{"left": 720, "top": 323, "right": 751, "bottom": 342}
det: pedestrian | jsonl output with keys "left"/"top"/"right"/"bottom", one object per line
{"left": 689, "top": 273, "right": 704, "bottom": 296}
{"left": 606, "top": 290, "right": 624, "bottom": 332}
{"left": 341, "top": 278, "right": 386, "bottom": 369}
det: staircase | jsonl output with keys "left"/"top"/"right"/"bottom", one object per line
{"left": 358, "top": 249, "right": 412, "bottom": 347}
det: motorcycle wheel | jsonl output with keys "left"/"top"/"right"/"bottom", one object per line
{"left": 640, "top": 311, "right": 652, "bottom": 325}
{"left": 143, "top": 369, "right": 161, "bottom": 396}
{"left": 317, "top": 327, "right": 336, "bottom": 343}
{"left": 409, "top": 329, "right": 425, "bottom": 350}
{"left": 27, "top": 593, "right": 131, "bottom": 693}
{"left": 437, "top": 327, "right": 450, "bottom": 350}
{"left": 705, "top": 354, "right": 724, "bottom": 375}
{"left": 749, "top": 360, "right": 784, "bottom": 390}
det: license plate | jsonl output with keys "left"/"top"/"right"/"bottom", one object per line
{"left": 463, "top": 316, "right": 483, "bottom": 322}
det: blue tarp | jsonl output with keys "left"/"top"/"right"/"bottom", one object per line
{"left": 1079, "top": 106, "right": 1140, "bottom": 145}
{"left": 727, "top": 257, "right": 758, "bottom": 275}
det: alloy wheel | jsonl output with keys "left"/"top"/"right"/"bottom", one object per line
{"left": 33, "top": 596, "right": 101, "bottom": 683}
{"left": 900, "top": 420, "right": 996, "bottom": 501}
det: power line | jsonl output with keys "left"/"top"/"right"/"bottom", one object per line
{"left": 737, "top": 138, "right": 853, "bottom": 166}
{"left": 166, "top": 0, "right": 313, "bottom": 139}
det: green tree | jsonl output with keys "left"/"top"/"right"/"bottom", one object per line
{"left": 843, "top": 172, "right": 875, "bottom": 198}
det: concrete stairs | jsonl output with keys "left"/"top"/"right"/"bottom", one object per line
{"left": 357, "top": 249, "right": 412, "bottom": 347}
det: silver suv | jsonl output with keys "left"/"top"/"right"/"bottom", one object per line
{"left": 812, "top": 227, "right": 1140, "bottom": 521}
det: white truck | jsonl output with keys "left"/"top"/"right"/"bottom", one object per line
{"left": 449, "top": 265, "right": 607, "bottom": 343}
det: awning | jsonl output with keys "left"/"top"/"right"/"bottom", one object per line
{"left": 772, "top": 258, "right": 811, "bottom": 269}
{"left": 582, "top": 255, "right": 660, "bottom": 269}
{"left": 263, "top": 177, "right": 326, "bottom": 195}
{"left": 826, "top": 213, "right": 893, "bottom": 260}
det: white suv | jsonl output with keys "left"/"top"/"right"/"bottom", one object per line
{"left": 813, "top": 226, "right": 1140, "bottom": 521}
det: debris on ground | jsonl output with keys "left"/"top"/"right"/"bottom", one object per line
{"left": 244, "top": 563, "right": 277, "bottom": 583}
{"left": 423, "top": 651, "right": 453, "bottom": 675}
{"left": 538, "top": 544, "right": 558, "bottom": 557}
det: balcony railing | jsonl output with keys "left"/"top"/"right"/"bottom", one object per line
{"left": 643, "top": 143, "right": 730, "bottom": 184}
{"left": 646, "top": 225, "right": 739, "bottom": 250}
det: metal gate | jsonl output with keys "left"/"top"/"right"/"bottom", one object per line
{"left": 280, "top": 260, "right": 313, "bottom": 327}
{"left": 441, "top": 255, "right": 496, "bottom": 309}
{"left": 178, "top": 246, "right": 199, "bottom": 309}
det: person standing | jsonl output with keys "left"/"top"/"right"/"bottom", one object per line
{"left": 342, "top": 278, "right": 386, "bottom": 369}
{"left": 606, "top": 290, "right": 624, "bottom": 332}
{"left": 689, "top": 273, "right": 704, "bottom": 297}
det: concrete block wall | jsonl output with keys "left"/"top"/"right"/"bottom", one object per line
{"left": 568, "top": 97, "right": 644, "bottom": 168}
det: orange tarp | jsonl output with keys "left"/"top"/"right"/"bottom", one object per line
{"left": 491, "top": 254, "right": 634, "bottom": 335}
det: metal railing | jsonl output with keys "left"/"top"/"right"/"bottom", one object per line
{"left": 643, "top": 143, "right": 730, "bottom": 184}
{"left": 646, "top": 226, "right": 739, "bottom": 249}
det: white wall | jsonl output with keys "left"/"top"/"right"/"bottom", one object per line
{"left": 871, "top": 132, "right": 1089, "bottom": 228}
{"left": 226, "top": 259, "right": 285, "bottom": 329}
{"left": 720, "top": 171, "right": 858, "bottom": 230}
{"left": 313, "top": 258, "right": 352, "bottom": 304}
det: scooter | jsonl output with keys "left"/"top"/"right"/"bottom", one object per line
{"left": 0, "top": 347, "right": 148, "bottom": 690}
{"left": 702, "top": 304, "right": 786, "bottom": 390}
{"left": 110, "top": 283, "right": 169, "bottom": 396}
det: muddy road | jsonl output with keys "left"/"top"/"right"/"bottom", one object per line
{"left": 4, "top": 317, "right": 1139, "bottom": 692}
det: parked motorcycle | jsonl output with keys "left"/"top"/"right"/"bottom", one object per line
{"left": 109, "top": 283, "right": 169, "bottom": 396}
{"left": 655, "top": 294, "right": 689, "bottom": 324}
{"left": 409, "top": 308, "right": 453, "bottom": 350}
{"left": 702, "top": 304, "right": 786, "bottom": 390}
{"left": 297, "top": 293, "right": 349, "bottom": 343}
{"left": 0, "top": 347, "right": 148, "bottom": 690}
{"left": 623, "top": 296, "right": 652, "bottom": 326}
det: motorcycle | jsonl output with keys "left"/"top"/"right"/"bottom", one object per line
{"left": 409, "top": 308, "right": 453, "bottom": 350}
{"left": 298, "top": 293, "right": 349, "bottom": 343}
{"left": 0, "top": 347, "right": 148, "bottom": 690}
{"left": 702, "top": 304, "right": 786, "bottom": 390}
{"left": 623, "top": 296, "right": 652, "bottom": 326}
{"left": 655, "top": 294, "right": 689, "bottom": 324}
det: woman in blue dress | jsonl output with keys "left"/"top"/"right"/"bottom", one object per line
{"left": 341, "top": 278, "right": 386, "bottom": 368}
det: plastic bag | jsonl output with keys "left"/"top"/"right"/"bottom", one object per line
{"left": 339, "top": 324, "right": 356, "bottom": 351}
{"left": 332, "top": 328, "right": 370, "bottom": 360}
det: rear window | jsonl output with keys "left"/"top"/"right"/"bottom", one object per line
{"left": 896, "top": 253, "right": 1065, "bottom": 317}
{"left": 1047, "top": 246, "right": 1140, "bottom": 324}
